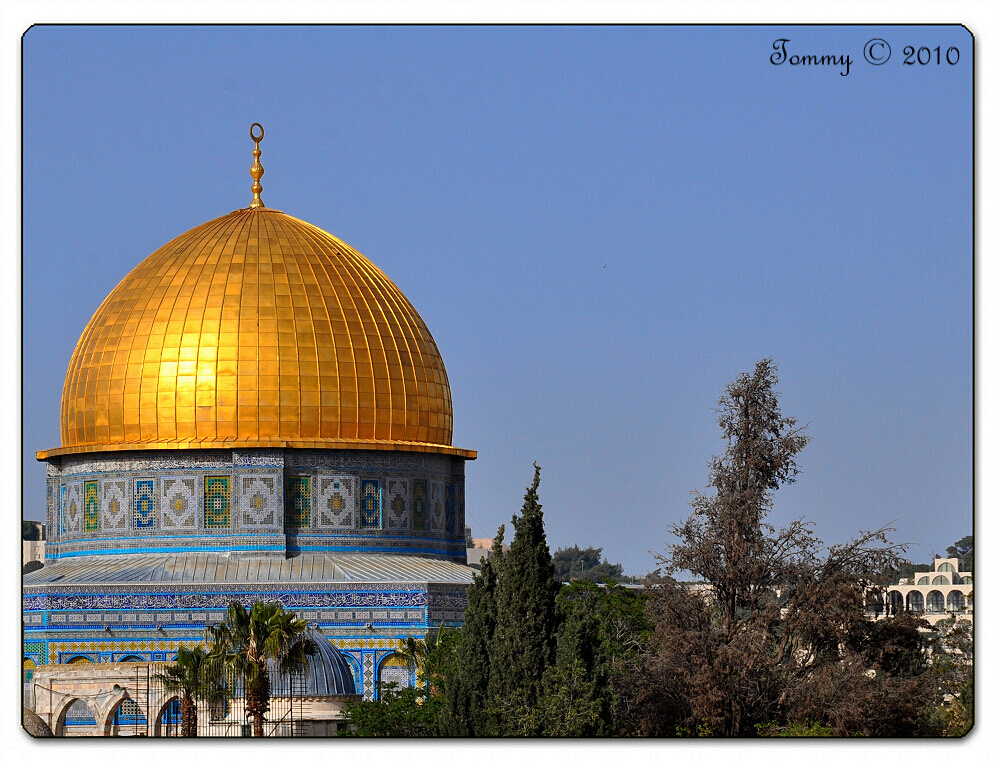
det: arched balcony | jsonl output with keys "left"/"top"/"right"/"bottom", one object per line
{"left": 926, "top": 590, "right": 945, "bottom": 613}
{"left": 947, "top": 590, "right": 967, "bottom": 613}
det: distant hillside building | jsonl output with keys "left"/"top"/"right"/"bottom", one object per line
{"left": 879, "top": 557, "right": 973, "bottom": 625}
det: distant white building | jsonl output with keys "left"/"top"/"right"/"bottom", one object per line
{"left": 878, "top": 557, "right": 973, "bottom": 625}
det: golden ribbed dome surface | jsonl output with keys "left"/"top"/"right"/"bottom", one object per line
{"left": 46, "top": 208, "right": 472, "bottom": 458}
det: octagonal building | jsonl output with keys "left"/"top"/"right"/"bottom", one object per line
{"left": 23, "top": 126, "right": 476, "bottom": 701}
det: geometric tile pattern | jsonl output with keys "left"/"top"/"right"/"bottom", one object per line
{"left": 430, "top": 481, "right": 445, "bottom": 532}
{"left": 100, "top": 478, "right": 129, "bottom": 532}
{"left": 284, "top": 476, "right": 311, "bottom": 530}
{"left": 204, "top": 476, "right": 231, "bottom": 529}
{"left": 161, "top": 477, "right": 199, "bottom": 530}
{"left": 412, "top": 479, "right": 428, "bottom": 531}
{"left": 64, "top": 698, "right": 96, "bottom": 726}
{"left": 48, "top": 640, "right": 201, "bottom": 663}
{"left": 316, "top": 476, "right": 355, "bottom": 529}
{"left": 84, "top": 481, "right": 100, "bottom": 532}
{"left": 134, "top": 479, "right": 155, "bottom": 530}
{"left": 384, "top": 478, "right": 409, "bottom": 530}
{"left": 114, "top": 698, "right": 146, "bottom": 727}
{"left": 363, "top": 652, "right": 375, "bottom": 700}
{"left": 341, "top": 653, "right": 362, "bottom": 694}
{"left": 24, "top": 641, "right": 46, "bottom": 666}
{"left": 445, "top": 484, "right": 455, "bottom": 534}
{"left": 238, "top": 475, "right": 278, "bottom": 528}
{"left": 62, "top": 482, "right": 83, "bottom": 535}
{"left": 452, "top": 484, "right": 465, "bottom": 539}
{"left": 360, "top": 480, "right": 381, "bottom": 530}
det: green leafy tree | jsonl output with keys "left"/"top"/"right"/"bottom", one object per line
{"left": 154, "top": 645, "right": 221, "bottom": 737}
{"left": 886, "top": 561, "right": 932, "bottom": 584}
{"left": 552, "top": 545, "right": 629, "bottom": 583}
{"left": 22, "top": 560, "right": 44, "bottom": 575}
{"left": 946, "top": 534, "right": 973, "bottom": 571}
{"left": 343, "top": 628, "right": 461, "bottom": 737}
{"left": 22, "top": 520, "right": 40, "bottom": 541}
{"left": 487, "top": 463, "right": 561, "bottom": 735}
{"left": 206, "top": 601, "right": 317, "bottom": 737}
{"left": 340, "top": 684, "right": 445, "bottom": 737}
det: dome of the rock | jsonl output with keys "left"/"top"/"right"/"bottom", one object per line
{"left": 25, "top": 127, "right": 477, "bottom": 725}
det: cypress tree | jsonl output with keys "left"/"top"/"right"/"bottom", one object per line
{"left": 445, "top": 527, "right": 505, "bottom": 736}
{"left": 538, "top": 583, "right": 615, "bottom": 736}
{"left": 488, "top": 463, "right": 560, "bottom": 735}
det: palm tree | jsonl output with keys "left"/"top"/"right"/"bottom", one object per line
{"left": 206, "top": 601, "right": 317, "bottom": 737}
{"left": 154, "top": 645, "right": 219, "bottom": 737}
{"left": 394, "top": 627, "right": 454, "bottom": 695}
{"left": 395, "top": 635, "right": 429, "bottom": 682}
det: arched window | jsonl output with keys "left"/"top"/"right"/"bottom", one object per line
{"left": 887, "top": 590, "right": 904, "bottom": 615}
{"left": 112, "top": 698, "right": 147, "bottom": 737}
{"left": 961, "top": 576, "right": 973, "bottom": 584}
{"left": 916, "top": 576, "right": 930, "bottom": 586}
{"left": 156, "top": 698, "right": 182, "bottom": 737}
{"left": 66, "top": 655, "right": 93, "bottom": 665}
{"left": 926, "top": 590, "right": 945, "bottom": 613}
{"left": 938, "top": 562, "right": 955, "bottom": 573}
{"left": 23, "top": 658, "right": 35, "bottom": 684}
{"left": 377, "top": 653, "right": 412, "bottom": 697}
{"left": 61, "top": 699, "right": 96, "bottom": 735}
{"left": 906, "top": 590, "right": 924, "bottom": 613}
{"left": 119, "top": 655, "right": 144, "bottom": 663}
{"left": 932, "top": 575, "right": 950, "bottom": 586}
{"left": 947, "top": 590, "right": 966, "bottom": 613}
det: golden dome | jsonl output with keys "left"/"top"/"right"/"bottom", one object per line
{"left": 39, "top": 207, "right": 474, "bottom": 460}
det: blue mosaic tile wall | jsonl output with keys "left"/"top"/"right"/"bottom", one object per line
{"left": 44, "top": 449, "right": 467, "bottom": 560}
{"left": 22, "top": 580, "right": 467, "bottom": 698}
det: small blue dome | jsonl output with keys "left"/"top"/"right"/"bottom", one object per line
{"left": 270, "top": 635, "right": 359, "bottom": 697}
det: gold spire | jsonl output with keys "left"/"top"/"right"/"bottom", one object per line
{"left": 249, "top": 122, "right": 265, "bottom": 209}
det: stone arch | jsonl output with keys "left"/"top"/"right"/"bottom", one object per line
{"left": 906, "top": 590, "right": 924, "bottom": 613}
{"left": 99, "top": 692, "right": 148, "bottom": 737}
{"left": 926, "top": 590, "right": 945, "bottom": 613}
{"left": 153, "top": 694, "right": 183, "bottom": 737}
{"left": 947, "top": 590, "right": 966, "bottom": 613}
{"left": 54, "top": 696, "right": 98, "bottom": 737}
{"left": 887, "top": 590, "right": 904, "bottom": 615}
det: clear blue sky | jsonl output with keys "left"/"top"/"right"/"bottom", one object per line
{"left": 22, "top": 25, "right": 972, "bottom": 575}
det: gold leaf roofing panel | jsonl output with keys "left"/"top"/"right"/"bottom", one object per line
{"left": 40, "top": 208, "right": 475, "bottom": 460}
